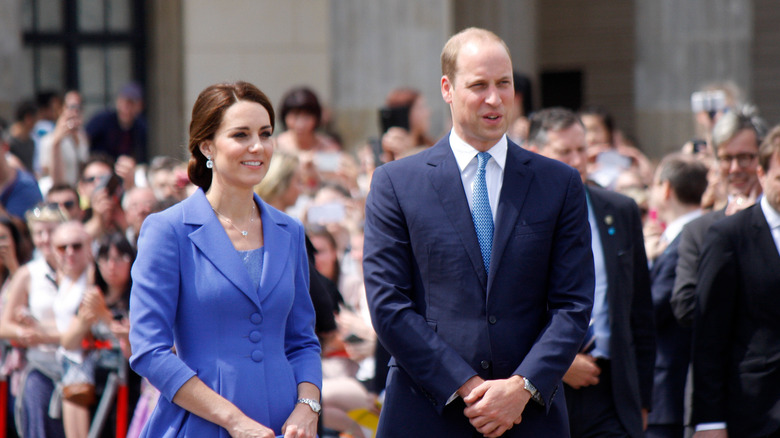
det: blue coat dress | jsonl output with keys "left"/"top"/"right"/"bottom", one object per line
{"left": 129, "top": 189, "right": 322, "bottom": 437}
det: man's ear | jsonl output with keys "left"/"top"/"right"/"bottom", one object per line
{"left": 662, "top": 180, "right": 673, "bottom": 201}
{"left": 441, "top": 76, "right": 453, "bottom": 104}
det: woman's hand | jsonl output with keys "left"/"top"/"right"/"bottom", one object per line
{"left": 281, "top": 403, "right": 318, "bottom": 438}
{"left": 225, "top": 414, "right": 276, "bottom": 438}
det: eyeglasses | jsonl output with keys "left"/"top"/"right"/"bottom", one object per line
{"left": 55, "top": 242, "right": 84, "bottom": 253}
{"left": 46, "top": 201, "right": 76, "bottom": 210}
{"left": 718, "top": 153, "right": 757, "bottom": 168}
{"left": 98, "top": 254, "right": 132, "bottom": 265}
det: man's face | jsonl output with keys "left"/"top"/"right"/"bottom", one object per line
{"left": 441, "top": 39, "right": 514, "bottom": 152}
{"left": 79, "top": 162, "right": 113, "bottom": 200}
{"left": 758, "top": 149, "right": 780, "bottom": 213}
{"left": 125, "top": 189, "right": 157, "bottom": 232}
{"left": 717, "top": 129, "right": 760, "bottom": 197}
{"left": 52, "top": 223, "right": 90, "bottom": 278}
{"left": 539, "top": 124, "right": 588, "bottom": 182}
{"left": 46, "top": 189, "right": 82, "bottom": 221}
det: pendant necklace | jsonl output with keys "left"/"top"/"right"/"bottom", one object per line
{"left": 213, "top": 203, "right": 256, "bottom": 239}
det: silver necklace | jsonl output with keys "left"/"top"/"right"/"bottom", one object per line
{"left": 213, "top": 203, "right": 256, "bottom": 238}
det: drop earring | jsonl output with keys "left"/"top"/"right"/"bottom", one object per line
{"left": 206, "top": 155, "right": 213, "bottom": 169}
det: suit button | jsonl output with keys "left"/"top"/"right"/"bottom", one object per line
{"left": 481, "top": 360, "right": 490, "bottom": 369}
{"left": 249, "top": 330, "right": 261, "bottom": 343}
{"left": 250, "top": 313, "right": 263, "bottom": 324}
{"left": 251, "top": 350, "right": 264, "bottom": 362}
{"left": 488, "top": 315, "right": 497, "bottom": 324}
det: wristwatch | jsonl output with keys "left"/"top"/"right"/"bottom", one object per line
{"left": 522, "top": 377, "right": 544, "bottom": 405}
{"left": 297, "top": 398, "right": 322, "bottom": 415}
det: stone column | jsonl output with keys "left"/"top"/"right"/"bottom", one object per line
{"left": 0, "top": 0, "right": 24, "bottom": 118}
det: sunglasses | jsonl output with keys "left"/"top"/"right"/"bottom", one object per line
{"left": 81, "top": 174, "right": 111, "bottom": 184}
{"left": 55, "top": 242, "right": 84, "bottom": 253}
{"left": 47, "top": 201, "right": 76, "bottom": 210}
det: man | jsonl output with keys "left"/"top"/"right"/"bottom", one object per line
{"left": 0, "top": 124, "right": 43, "bottom": 218}
{"left": 527, "top": 108, "right": 655, "bottom": 438}
{"left": 8, "top": 99, "right": 38, "bottom": 172}
{"left": 670, "top": 109, "right": 767, "bottom": 327}
{"left": 46, "top": 183, "right": 83, "bottom": 221}
{"left": 122, "top": 186, "right": 157, "bottom": 246}
{"left": 86, "top": 82, "right": 148, "bottom": 163}
{"left": 645, "top": 154, "right": 708, "bottom": 438}
{"left": 691, "top": 125, "right": 780, "bottom": 437}
{"left": 363, "top": 28, "right": 594, "bottom": 437}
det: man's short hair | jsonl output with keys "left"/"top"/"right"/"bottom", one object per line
{"left": 47, "top": 183, "right": 80, "bottom": 204}
{"left": 15, "top": 100, "right": 37, "bottom": 123}
{"left": 656, "top": 153, "right": 709, "bottom": 206}
{"left": 441, "top": 27, "right": 510, "bottom": 84}
{"left": 758, "top": 124, "right": 780, "bottom": 172}
{"left": 712, "top": 106, "right": 767, "bottom": 153}
{"left": 526, "top": 107, "right": 583, "bottom": 148}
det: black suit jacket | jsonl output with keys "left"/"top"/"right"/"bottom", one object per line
{"left": 582, "top": 186, "right": 655, "bottom": 437}
{"left": 670, "top": 209, "right": 725, "bottom": 327}
{"left": 692, "top": 204, "right": 780, "bottom": 437}
{"left": 648, "top": 234, "right": 690, "bottom": 425}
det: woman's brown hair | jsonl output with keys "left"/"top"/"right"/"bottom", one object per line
{"left": 188, "top": 81, "right": 275, "bottom": 191}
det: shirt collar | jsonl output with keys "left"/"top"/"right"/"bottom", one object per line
{"left": 662, "top": 209, "right": 704, "bottom": 243}
{"left": 761, "top": 195, "right": 780, "bottom": 230}
{"left": 449, "top": 130, "right": 508, "bottom": 172}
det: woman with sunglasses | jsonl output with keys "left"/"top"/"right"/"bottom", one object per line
{"left": 129, "top": 81, "right": 321, "bottom": 438}
{"left": 0, "top": 204, "right": 67, "bottom": 437}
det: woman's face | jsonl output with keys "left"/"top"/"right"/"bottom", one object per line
{"left": 310, "top": 234, "right": 337, "bottom": 281}
{"left": 280, "top": 168, "right": 304, "bottom": 210}
{"left": 30, "top": 221, "right": 59, "bottom": 262}
{"left": 201, "top": 100, "right": 274, "bottom": 191}
{"left": 284, "top": 110, "right": 317, "bottom": 137}
{"left": 98, "top": 246, "right": 132, "bottom": 291}
{"left": 409, "top": 96, "right": 431, "bottom": 138}
{"left": 0, "top": 223, "right": 16, "bottom": 267}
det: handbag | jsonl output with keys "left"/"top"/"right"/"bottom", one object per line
{"left": 62, "top": 382, "right": 96, "bottom": 406}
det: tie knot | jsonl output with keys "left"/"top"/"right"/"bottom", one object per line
{"left": 477, "top": 152, "right": 491, "bottom": 169}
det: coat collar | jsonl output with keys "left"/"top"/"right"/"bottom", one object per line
{"left": 182, "top": 189, "right": 291, "bottom": 309}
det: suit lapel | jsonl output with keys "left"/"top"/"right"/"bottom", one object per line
{"left": 487, "top": 144, "right": 533, "bottom": 293}
{"left": 750, "top": 205, "right": 780, "bottom": 268}
{"left": 427, "top": 141, "right": 488, "bottom": 288}
{"left": 257, "top": 195, "right": 291, "bottom": 304}
{"left": 184, "top": 189, "right": 260, "bottom": 309}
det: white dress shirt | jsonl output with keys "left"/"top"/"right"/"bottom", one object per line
{"left": 449, "top": 130, "right": 507, "bottom": 221}
{"left": 761, "top": 195, "right": 780, "bottom": 256}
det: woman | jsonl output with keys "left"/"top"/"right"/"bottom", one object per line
{"left": 380, "top": 88, "right": 433, "bottom": 162}
{"left": 276, "top": 87, "right": 340, "bottom": 154}
{"left": 59, "top": 232, "right": 138, "bottom": 437}
{"left": 129, "top": 81, "right": 322, "bottom": 438}
{"left": 0, "top": 204, "right": 67, "bottom": 438}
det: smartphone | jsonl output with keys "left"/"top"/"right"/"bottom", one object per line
{"left": 379, "top": 106, "right": 410, "bottom": 133}
{"left": 313, "top": 152, "right": 341, "bottom": 172}
{"left": 95, "top": 173, "right": 123, "bottom": 197}
{"left": 691, "top": 90, "right": 727, "bottom": 118}
{"left": 307, "top": 202, "right": 345, "bottom": 225}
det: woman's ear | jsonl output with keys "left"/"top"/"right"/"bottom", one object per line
{"left": 199, "top": 141, "right": 213, "bottom": 159}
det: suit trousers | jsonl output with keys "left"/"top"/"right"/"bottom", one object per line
{"left": 565, "top": 359, "right": 631, "bottom": 438}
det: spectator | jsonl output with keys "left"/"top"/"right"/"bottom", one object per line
{"left": 0, "top": 124, "right": 44, "bottom": 219}
{"left": 645, "top": 153, "right": 708, "bottom": 438}
{"left": 379, "top": 88, "right": 434, "bottom": 162}
{"left": 46, "top": 184, "right": 83, "bottom": 222}
{"left": 691, "top": 124, "right": 780, "bottom": 437}
{"left": 146, "top": 156, "right": 186, "bottom": 202}
{"left": 122, "top": 187, "right": 157, "bottom": 247}
{"left": 670, "top": 107, "right": 768, "bottom": 327}
{"left": 276, "top": 86, "right": 340, "bottom": 154}
{"left": 39, "top": 91, "right": 90, "bottom": 189}
{"left": 0, "top": 204, "right": 67, "bottom": 438}
{"left": 8, "top": 100, "right": 38, "bottom": 172}
{"left": 32, "top": 91, "right": 63, "bottom": 175}
{"left": 86, "top": 82, "right": 148, "bottom": 164}
{"left": 255, "top": 152, "right": 303, "bottom": 214}
{"left": 507, "top": 72, "right": 533, "bottom": 145}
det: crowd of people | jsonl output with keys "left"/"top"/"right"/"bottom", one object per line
{"left": 0, "top": 26, "right": 777, "bottom": 438}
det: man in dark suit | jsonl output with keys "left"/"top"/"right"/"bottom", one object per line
{"left": 670, "top": 109, "right": 767, "bottom": 327}
{"left": 645, "top": 154, "right": 709, "bottom": 438}
{"left": 363, "top": 28, "right": 594, "bottom": 437}
{"left": 691, "top": 125, "right": 780, "bottom": 437}
{"left": 527, "top": 108, "right": 655, "bottom": 438}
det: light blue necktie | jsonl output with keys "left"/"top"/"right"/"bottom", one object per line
{"left": 472, "top": 152, "right": 494, "bottom": 273}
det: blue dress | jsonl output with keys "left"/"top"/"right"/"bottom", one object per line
{"left": 129, "top": 190, "right": 321, "bottom": 437}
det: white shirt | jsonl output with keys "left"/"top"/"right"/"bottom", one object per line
{"left": 761, "top": 195, "right": 780, "bottom": 256}
{"left": 449, "top": 130, "right": 507, "bottom": 221}
{"left": 661, "top": 209, "right": 703, "bottom": 245}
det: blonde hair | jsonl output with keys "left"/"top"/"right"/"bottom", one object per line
{"left": 255, "top": 152, "right": 300, "bottom": 204}
{"left": 441, "top": 27, "right": 511, "bottom": 83}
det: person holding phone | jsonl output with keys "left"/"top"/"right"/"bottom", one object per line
{"left": 379, "top": 88, "right": 434, "bottom": 162}
{"left": 39, "top": 90, "right": 90, "bottom": 187}
{"left": 129, "top": 81, "right": 321, "bottom": 438}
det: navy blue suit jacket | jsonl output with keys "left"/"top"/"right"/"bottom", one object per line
{"left": 648, "top": 235, "right": 690, "bottom": 426}
{"left": 364, "top": 137, "right": 594, "bottom": 437}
